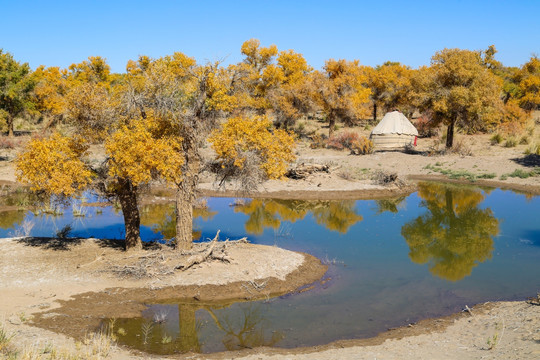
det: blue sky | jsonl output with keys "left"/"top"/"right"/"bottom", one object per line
{"left": 1, "top": 1, "right": 539, "bottom": 73}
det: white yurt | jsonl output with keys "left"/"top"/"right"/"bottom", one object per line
{"left": 370, "top": 111, "right": 418, "bottom": 150}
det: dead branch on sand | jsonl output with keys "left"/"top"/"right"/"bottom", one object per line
{"left": 105, "top": 231, "right": 248, "bottom": 278}
{"left": 176, "top": 230, "right": 248, "bottom": 271}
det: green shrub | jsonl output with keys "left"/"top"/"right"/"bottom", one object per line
{"left": 505, "top": 168, "right": 540, "bottom": 179}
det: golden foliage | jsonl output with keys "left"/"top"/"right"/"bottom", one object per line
{"left": 500, "top": 99, "right": 530, "bottom": 129}
{"left": 367, "top": 62, "right": 413, "bottom": 116}
{"left": 105, "top": 112, "right": 184, "bottom": 186}
{"left": 312, "top": 59, "right": 371, "bottom": 136}
{"left": 517, "top": 56, "right": 540, "bottom": 110}
{"left": 15, "top": 133, "right": 93, "bottom": 197}
{"left": 209, "top": 115, "right": 296, "bottom": 179}
{"left": 32, "top": 65, "right": 68, "bottom": 117}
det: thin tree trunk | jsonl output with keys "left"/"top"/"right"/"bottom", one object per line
{"left": 328, "top": 117, "right": 336, "bottom": 138}
{"left": 373, "top": 102, "right": 377, "bottom": 123}
{"left": 7, "top": 115, "right": 14, "bottom": 137}
{"left": 446, "top": 118, "right": 455, "bottom": 148}
{"left": 117, "top": 179, "right": 142, "bottom": 251}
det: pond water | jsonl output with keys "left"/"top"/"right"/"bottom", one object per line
{"left": 1, "top": 182, "right": 539, "bottom": 354}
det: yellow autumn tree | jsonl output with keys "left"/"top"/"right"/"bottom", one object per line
{"left": 415, "top": 48, "right": 504, "bottom": 148}
{"left": 366, "top": 62, "right": 413, "bottom": 121}
{"left": 266, "top": 50, "right": 314, "bottom": 129}
{"left": 209, "top": 115, "right": 296, "bottom": 186}
{"left": 32, "top": 65, "right": 69, "bottom": 132}
{"left": 17, "top": 56, "right": 185, "bottom": 250}
{"left": 311, "top": 59, "right": 371, "bottom": 137}
{"left": 229, "top": 39, "right": 279, "bottom": 113}
{"left": 516, "top": 56, "right": 540, "bottom": 111}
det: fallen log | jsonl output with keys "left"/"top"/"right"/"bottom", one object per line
{"left": 286, "top": 163, "right": 330, "bottom": 180}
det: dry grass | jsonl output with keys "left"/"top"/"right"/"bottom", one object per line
{"left": 0, "top": 319, "right": 115, "bottom": 359}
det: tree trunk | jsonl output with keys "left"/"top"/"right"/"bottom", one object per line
{"left": 7, "top": 115, "right": 14, "bottom": 137}
{"left": 328, "top": 117, "right": 336, "bottom": 138}
{"left": 175, "top": 145, "right": 200, "bottom": 250}
{"left": 176, "top": 182, "right": 194, "bottom": 250}
{"left": 117, "top": 179, "right": 142, "bottom": 251}
{"left": 373, "top": 102, "right": 378, "bottom": 123}
{"left": 446, "top": 119, "right": 455, "bottom": 148}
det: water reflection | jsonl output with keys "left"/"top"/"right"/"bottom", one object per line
{"left": 0, "top": 210, "right": 25, "bottom": 229}
{"left": 233, "top": 199, "right": 363, "bottom": 234}
{"left": 140, "top": 203, "right": 217, "bottom": 241}
{"left": 110, "top": 301, "right": 280, "bottom": 354}
{"left": 373, "top": 196, "right": 407, "bottom": 214}
{"left": 401, "top": 182, "right": 500, "bottom": 281}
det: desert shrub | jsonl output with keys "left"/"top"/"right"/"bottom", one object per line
{"left": 450, "top": 139, "right": 473, "bottom": 156}
{"left": 0, "top": 136, "right": 18, "bottom": 149}
{"left": 350, "top": 136, "right": 374, "bottom": 155}
{"left": 295, "top": 121, "right": 305, "bottom": 134}
{"left": 309, "top": 134, "right": 327, "bottom": 149}
{"left": 327, "top": 131, "right": 360, "bottom": 151}
{"left": 505, "top": 168, "right": 540, "bottom": 179}
{"left": 504, "top": 137, "right": 517, "bottom": 148}
{"left": 499, "top": 121, "right": 524, "bottom": 138}
{"left": 372, "top": 170, "right": 399, "bottom": 185}
{"left": 525, "top": 143, "right": 540, "bottom": 155}
{"left": 477, "top": 173, "right": 497, "bottom": 179}
{"left": 327, "top": 131, "right": 373, "bottom": 155}
{"left": 519, "top": 136, "right": 530, "bottom": 145}
{"left": 337, "top": 170, "right": 353, "bottom": 180}
{"left": 56, "top": 224, "right": 73, "bottom": 239}
{"left": 414, "top": 114, "right": 437, "bottom": 137}
{"left": 490, "top": 133, "right": 503, "bottom": 145}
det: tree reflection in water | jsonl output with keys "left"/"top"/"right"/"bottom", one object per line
{"left": 0, "top": 210, "right": 26, "bottom": 230}
{"left": 401, "top": 182, "right": 499, "bottom": 281}
{"left": 110, "top": 301, "right": 282, "bottom": 354}
{"left": 234, "top": 199, "right": 362, "bottom": 234}
{"left": 140, "top": 203, "right": 216, "bottom": 241}
{"left": 373, "top": 196, "right": 407, "bottom": 214}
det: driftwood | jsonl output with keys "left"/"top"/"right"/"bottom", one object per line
{"left": 175, "top": 231, "right": 248, "bottom": 271}
{"left": 286, "top": 163, "right": 329, "bottom": 180}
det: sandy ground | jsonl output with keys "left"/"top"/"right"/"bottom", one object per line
{"left": 0, "top": 237, "right": 326, "bottom": 359}
{"left": 1, "top": 128, "right": 540, "bottom": 359}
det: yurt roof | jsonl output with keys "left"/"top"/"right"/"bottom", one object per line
{"left": 371, "top": 111, "right": 418, "bottom": 136}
